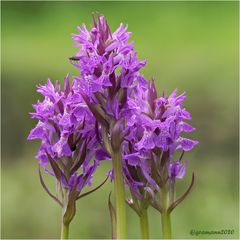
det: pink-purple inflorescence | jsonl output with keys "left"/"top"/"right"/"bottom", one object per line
{"left": 28, "top": 15, "right": 198, "bottom": 215}
{"left": 28, "top": 74, "right": 99, "bottom": 193}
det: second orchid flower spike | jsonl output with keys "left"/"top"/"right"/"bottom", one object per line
{"left": 71, "top": 15, "right": 147, "bottom": 239}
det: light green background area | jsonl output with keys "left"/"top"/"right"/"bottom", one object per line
{"left": 1, "top": 1, "right": 239, "bottom": 239}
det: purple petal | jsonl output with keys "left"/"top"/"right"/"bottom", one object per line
{"left": 96, "top": 149, "right": 111, "bottom": 161}
{"left": 176, "top": 160, "right": 188, "bottom": 179}
{"left": 168, "top": 160, "right": 188, "bottom": 179}
{"left": 136, "top": 131, "right": 155, "bottom": 150}
{"left": 28, "top": 123, "right": 45, "bottom": 140}
{"left": 52, "top": 136, "right": 72, "bottom": 157}
{"left": 181, "top": 122, "right": 196, "bottom": 132}
{"left": 124, "top": 153, "right": 140, "bottom": 166}
{"left": 181, "top": 138, "right": 199, "bottom": 151}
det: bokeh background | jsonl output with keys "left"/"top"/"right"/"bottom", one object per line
{"left": 1, "top": 1, "right": 239, "bottom": 239}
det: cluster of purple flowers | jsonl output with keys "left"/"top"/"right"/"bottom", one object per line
{"left": 28, "top": 74, "right": 99, "bottom": 192}
{"left": 28, "top": 15, "right": 198, "bottom": 232}
{"left": 27, "top": 74, "right": 105, "bottom": 224}
{"left": 123, "top": 81, "right": 198, "bottom": 213}
{"left": 70, "top": 15, "right": 150, "bottom": 183}
{"left": 72, "top": 16, "right": 146, "bottom": 96}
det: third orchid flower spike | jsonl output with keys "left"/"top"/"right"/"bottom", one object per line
{"left": 123, "top": 79, "right": 198, "bottom": 239}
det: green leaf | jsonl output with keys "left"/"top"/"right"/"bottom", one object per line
{"left": 70, "top": 141, "right": 87, "bottom": 176}
{"left": 108, "top": 192, "right": 116, "bottom": 239}
{"left": 110, "top": 119, "right": 124, "bottom": 153}
{"left": 77, "top": 176, "right": 109, "bottom": 200}
{"left": 45, "top": 151, "right": 67, "bottom": 184}
{"left": 38, "top": 166, "right": 63, "bottom": 207}
{"left": 126, "top": 198, "right": 141, "bottom": 216}
{"left": 167, "top": 173, "right": 195, "bottom": 214}
{"left": 81, "top": 93, "right": 109, "bottom": 128}
{"left": 63, "top": 186, "right": 78, "bottom": 225}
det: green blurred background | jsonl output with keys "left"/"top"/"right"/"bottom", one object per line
{"left": 1, "top": 1, "right": 239, "bottom": 239}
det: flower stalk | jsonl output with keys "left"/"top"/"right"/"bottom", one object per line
{"left": 112, "top": 150, "right": 126, "bottom": 239}
{"left": 161, "top": 212, "right": 171, "bottom": 239}
{"left": 161, "top": 186, "right": 172, "bottom": 239}
{"left": 139, "top": 207, "right": 149, "bottom": 239}
{"left": 61, "top": 221, "right": 69, "bottom": 240}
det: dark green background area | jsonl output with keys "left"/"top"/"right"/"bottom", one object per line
{"left": 1, "top": 1, "right": 239, "bottom": 239}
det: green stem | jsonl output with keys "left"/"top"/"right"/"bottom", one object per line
{"left": 140, "top": 207, "right": 149, "bottom": 239}
{"left": 161, "top": 212, "right": 171, "bottom": 239}
{"left": 169, "top": 180, "right": 175, "bottom": 206}
{"left": 112, "top": 150, "right": 126, "bottom": 239}
{"left": 161, "top": 187, "right": 172, "bottom": 239}
{"left": 61, "top": 222, "right": 69, "bottom": 240}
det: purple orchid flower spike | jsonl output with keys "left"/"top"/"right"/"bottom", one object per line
{"left": 28, "top": 74, "right": 108, "bottom": 239}
{"left": 123, "top": 81, "right": 198, "bottom": 239}
{"left": 70, "top": 14, "right": 148, "bottom": 239}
